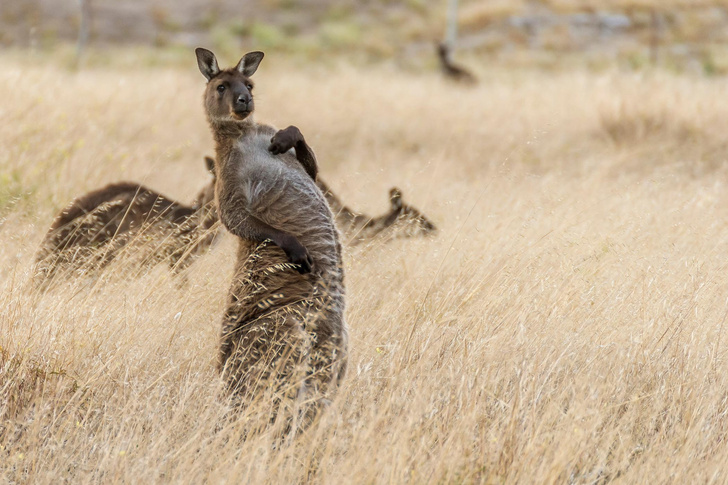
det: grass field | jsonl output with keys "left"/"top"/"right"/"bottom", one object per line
{"left": 3, "top": 51, "right": 728, "bottom": 482}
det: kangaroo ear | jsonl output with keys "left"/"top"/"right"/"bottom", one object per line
{"left": 235, "top": 51, "right": 264, "bottom": 77}
{"left": 196, "top": 48, "right": 220, "bottom": 81}
{"left": 389, "top": 187, "right": 403, "bottom": 211}
{"left": 204, "top": 156, "right": 216, "bottom": 175}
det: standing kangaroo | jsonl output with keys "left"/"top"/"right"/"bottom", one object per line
{"left": 34, "top": 157, "right": 219, "bottom": 287}
{"left": 196, "top": 48, "right": 347, "bottom": 426}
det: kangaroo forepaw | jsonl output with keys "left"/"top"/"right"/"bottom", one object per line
{"left": 287, "top": 247, "right": 313, "bottom": 274}
{"left": 268, "top": 126, "right": 302, "bottom": 155}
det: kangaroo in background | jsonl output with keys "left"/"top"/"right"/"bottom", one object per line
{"left": 437, "top": 42, "right": 477, "bottom": 85}
{"left": 317, "top": 180, "right": 437, "bottom": 245}
{"left": 34, "top": 157, "right": 219, "bottom": 287}
{"left": 196, "top": 47, "right": 347, "bottom": 429}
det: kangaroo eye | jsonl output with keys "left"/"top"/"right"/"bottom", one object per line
{"left": 217, "top": 84, "right": 226, "bottom": 93}
{"left": 247, "top": 84, "right": 253, "bottom": 90}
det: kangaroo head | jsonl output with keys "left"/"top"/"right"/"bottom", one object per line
{"left": 195, "top": 48, "right": 264, "bottom": 123}
{"left": 385, "top": 187, "right": 437, "bottom": 238}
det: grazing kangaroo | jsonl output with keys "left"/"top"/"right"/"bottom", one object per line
{"left": 317, "top": 180, "right": 437, "bottom": 245}
{"left": 437, "top": 42, "right": 477, "bottom": 84}
{"left": 34, "top": 157, "right": 219, "bottom": 287}
{"left": 196, "top": 48, "right": 347, "bottom": 427}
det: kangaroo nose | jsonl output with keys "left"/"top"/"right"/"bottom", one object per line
{"left": 237, "top": 94, "right": 249, "bottom": 105}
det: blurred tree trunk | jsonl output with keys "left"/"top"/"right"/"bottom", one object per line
{"left": 77, "top": 0, "right": 91, "bottom": 64}
{"left": 650, "top": 9, "right": 661, "bottom": 66}
{"left": 445, "top": 0, "right": 459, "bottom": 47}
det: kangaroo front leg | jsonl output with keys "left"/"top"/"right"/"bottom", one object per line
{"left": 226, "top": 214, "right": 314, "bottom": 274}
{"left": 268, "top": 125, "right": 318, "bottom": 181}
{"left": 270, "top": 229, "right": 314, "bottom": 274}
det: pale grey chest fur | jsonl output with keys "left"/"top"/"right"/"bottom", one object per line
{"left": 224, "top": 130, "right": 342, "bottom": 275}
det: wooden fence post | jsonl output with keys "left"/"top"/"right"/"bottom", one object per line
{"left": 445, "top": 0, "right": 459, "bottom": 47}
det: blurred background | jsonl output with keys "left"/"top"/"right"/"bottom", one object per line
{"left": 5, "top": 0, "right": 728, "bottom": 73}
{"left": 7, "top": 4, "right": 728, "bottom": 482}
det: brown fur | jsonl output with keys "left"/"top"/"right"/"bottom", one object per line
{"left": 34, "top": 158, "right": 219, "bottom": 287}
{"left": 196, "top": 48, "right": 347, "bottom": 427}
{"left": 317, "top": 180, "right": 437, "bottom": 245}
{"left": 437, "top": 42, "right": 477, "bottom": 85}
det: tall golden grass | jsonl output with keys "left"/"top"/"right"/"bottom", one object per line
{"left": 2, "top": 52, "right": 728, "bottom": 482}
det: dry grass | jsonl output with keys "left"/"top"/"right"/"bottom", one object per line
{"left": 3, "top": 52, "right": 728, "bottom": 483}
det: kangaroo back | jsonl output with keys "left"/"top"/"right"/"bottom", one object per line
{"left": 45, "top": 183, "right": 193, "bottom": 248}
{"left": 36, "top": 160, "right": 218, "bottom": 287}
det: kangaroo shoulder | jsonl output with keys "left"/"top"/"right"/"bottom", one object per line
{"left": 254, "top": 123, "right": 277, "bottom": 137}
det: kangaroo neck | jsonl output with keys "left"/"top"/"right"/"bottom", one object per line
{"left": 209, "top": 117, "right": 257, "bottom": 167}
